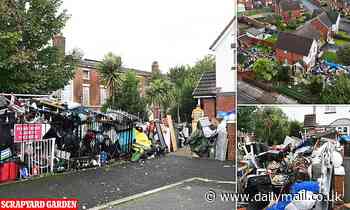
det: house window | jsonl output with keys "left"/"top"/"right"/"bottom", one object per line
{"left": 100, "top": 86, "right": 107, "bottom": 105}
{"left": 83, "top": 70, "right": 90, "bottom": 80}
{"left": 343, "top": 127, "right": 348, "bottom": 135}
{"left": 82, "top": 85, "right": 90, "bottom": 106}
{"left": 325, "top": 106, "right": 336, "bottom": 114}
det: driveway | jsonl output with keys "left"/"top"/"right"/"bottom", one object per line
{"left": 0, "top": 155, "right": 235, "bottom": 209}
{"left": 340, "top": 19, "right": 350, "bottom": 34}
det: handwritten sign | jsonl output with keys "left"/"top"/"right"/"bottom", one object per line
{"left": 14, "top": 124, "right": 43, "bottom": 142}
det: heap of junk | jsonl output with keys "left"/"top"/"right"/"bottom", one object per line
{"left": 237, "top": 129, "right": 348, "bottom": 210}
{"left": 0, "top": 94, "right": 230, "bottom": 184}
{"left": 0, "top": 94, "right": 174, "bottom": 183}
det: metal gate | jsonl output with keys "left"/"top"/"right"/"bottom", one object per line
{"left": 15, "top": 138, "right": 55, "bottom": 177}
{"left": 13, "top": 123, "right": 56, "bottom": 177}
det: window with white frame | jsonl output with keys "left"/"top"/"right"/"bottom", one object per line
{"left": 83, "top": 69, "right": 90, "bottom": 80}
{"left": 82, "top": 85, "right": 90, "bottom": 106}
{"left": 100, "top": 86, "right": 107, "bottom": 105}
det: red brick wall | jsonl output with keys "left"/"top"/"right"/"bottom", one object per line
{"left": 281, "top": 10, "right": 301, "bottom": 22}
{"left": 72, "top": 66, "right": 149, "bottom": 109}
{"left": 215, "top": 94, "right": 236, "bottom": 161}
{"left": 311, "top": 19, "right": 330, "bottom": 41}
{"left": 276, "top": 48, "right": 303, "bottom": 65}
{"left": 216, "top": 94, "right": 235, "bottom": 112}
{"left": 73, "top": 67, "right": 102, "bottom": 107}
{"left": 227, "top": 123, "right": 236, "bottom": 161}
{"left": 201, "top": 98, "right": 216, "bottom": 120}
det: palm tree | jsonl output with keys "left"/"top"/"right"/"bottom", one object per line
{"left": 97, "top": 52, "right": 123, "bottom": 103}
{"left": 146, "top": 79, "right": 174, "bottom": 119}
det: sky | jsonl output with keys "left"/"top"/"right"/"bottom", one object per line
{"left": 278, "top": 105, "right": 350, "bottom": 125}
{"left": 61, "top": 0, "right": 234, "bottom": 73}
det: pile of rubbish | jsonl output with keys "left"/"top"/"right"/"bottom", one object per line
{"left": 0, "top": 94, "right": 169, "bottom": 183}
{"left": 238, "top": 134, "right": 345, "bottom": 210}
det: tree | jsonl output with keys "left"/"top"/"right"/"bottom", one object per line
{"left": 275, "top": 16, "right": 285, "bottom": 31}
{"left": 253, "top": 59, "right": 278, "bottom": 81}
{"left": 105, "top": 71, "right": 146, "bottom": 119}
{"left": 237, "top": 106, "right": 258, "bottom": 133}
{"left": 277, "top": 63, "right": 290, "bottom": 82}
{"left": 321, "top": 74, "right": 350, "bottom": 103}
{"left": 146, "top": 78, "right": 174, "bottom": 118}
{"left": 254, "top": 107, "right": 290, "bottom": 145}
{"left": 308, "top": 75, "right": 323, "bottom": 95}
{"left": 0, "top": 0, "right": 76, "bottom": 94}
{"left": 97, "top": 53, "right": 123, "bottom": 102}
{"left": 289, "top": 120, "right": 302, "bottom": 138}
{"left": 337, "top": 45, "right": 350, "bottom": 65}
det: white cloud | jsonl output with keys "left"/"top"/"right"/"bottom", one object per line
{"left": 62, "top": 0, "right": 234, "bottom": 72}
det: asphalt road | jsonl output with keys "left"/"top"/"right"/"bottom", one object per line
{"left": 110, "top": 179, "right": 235, "bottom": 210}
{"left": 0, "top": 155, "right": 235, "bottom": 209}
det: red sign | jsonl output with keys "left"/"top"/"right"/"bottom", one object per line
{"left": 0, "top": 198, "right": 78, "bottom": 210}
{"left": 14, "top": 124, "right": 43, "bottom": 142}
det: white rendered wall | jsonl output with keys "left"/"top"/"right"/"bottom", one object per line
{"left": 213, "top": 20, "right": 236, "bottom": 93}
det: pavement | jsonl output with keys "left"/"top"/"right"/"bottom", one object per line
{"left": 238, "top": 80, "right": 298, "bottom": 104}
{"left": 0, "top": 155, "right": 235, "bottom": 209}
{"left": 340, "top": 19, "right": 350, "bottom": 34}
{"left": 109, "top": 179, "right": 235, "bottom": 210}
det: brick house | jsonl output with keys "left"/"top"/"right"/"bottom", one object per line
{"left": 238, "top": 0, "right": 254, "bottom": 10}
{"left": 193, "top": 17, "right": 236, "bottom": 160}
{"left": 295, "top": 21, "right": 323, "bottom": 47}
{"left": 53, "top": 35, "right": 153, "bottom": 110}
{"left": 297, "top": 11, "right": 340, "bottom": 44}
{"left": 329, "top": 0, "right": 350, "bottom": 16}
{"left": 275, "top": 0, "right": 302, "bottom": 22}
{"left": 261, "top": 0, "right": 273, "bottom": 7}
{"left": 275, "top": 32, "right": 318, "bottom": 70}
{"left": 310, "top": 12, "right": 333, "bottom": 42}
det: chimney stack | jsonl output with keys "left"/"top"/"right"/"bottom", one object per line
{"left": 151, "top": 61, "right": 160, "bottom": 74}
{"left": 53, "top": 34, "right": 66, "bottom": 55}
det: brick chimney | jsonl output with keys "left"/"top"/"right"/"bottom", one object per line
{"left": 53, "top": 34, "right": 66, "bottom": 55}
{"left": 151, "top": 61, "right": 160, "bottom": 74}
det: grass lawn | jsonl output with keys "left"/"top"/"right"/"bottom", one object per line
{"left": 322, "top": 51, "right": 338, "bottom": 62}
{"left": 274, "top": 83, "right": 320, "bottom": 103}
{"left": 338, "top": 31, "right": 350, "bottom": 39}
{"left": 334, "top": 31, "right": 350, "bottom": 46}
{"left": 265, "top": 35, "right": 277, "bottom": 44}
{"left": 335, "top": 39, "right": 350, "bottom": 46}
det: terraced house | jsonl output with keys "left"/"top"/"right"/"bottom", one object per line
{"left": 274, "top": 0, "right": 302, "bottom": 22}
{"left": 52, "top": 35, "right": 153, "bottom": 111}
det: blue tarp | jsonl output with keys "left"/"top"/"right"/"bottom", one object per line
{"left": 266, "top": 181, "right": 319, "bottom": 210}
{"left": 117, "top": 129, "right": 135, "bottom": 153}
{"left": 290, "top": 181, "right": 319, "bottom": 195}
{"left": 339, "top": 135, "right": 350, "bottom": 142}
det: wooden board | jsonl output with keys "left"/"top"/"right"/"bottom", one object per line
{"left": 166, "top": 115, "right": 177, "bottom": 152}
{"left": 227, "top": 122, "right": 236, "bottom": 161}
{"left": 155, "top": 120, "right": 167, "bottom": 150}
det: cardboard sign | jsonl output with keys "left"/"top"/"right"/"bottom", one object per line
{"left": 14, "top": 124, "right": 43, "bottom": 142}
